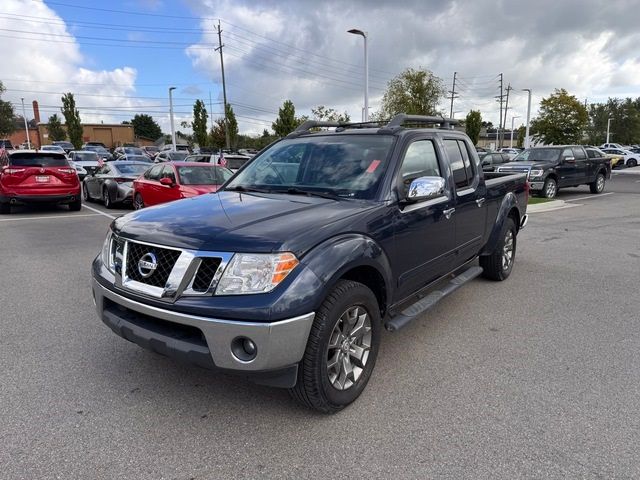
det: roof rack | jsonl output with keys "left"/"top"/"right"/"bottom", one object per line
{"left": 384, "top": 114, "right": 459, "bottom": 130}
{"left": 287, "top": 120, "right": 343, "bottom": 138}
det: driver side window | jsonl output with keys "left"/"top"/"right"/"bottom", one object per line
{"left": 398, "top": 140, "right": 442, "bottom": 196}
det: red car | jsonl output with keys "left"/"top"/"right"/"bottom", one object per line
{"left": 0, "top": 150, "right": 81, "bottom": 214}
{"left": 132, "top": 162, "right": 233, "bottom": 209}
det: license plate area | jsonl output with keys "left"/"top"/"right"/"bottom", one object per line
{"left": 35, "top": 175, "right": 50, "bottom": 183}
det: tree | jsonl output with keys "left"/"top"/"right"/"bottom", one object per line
{"left": 47, "top": 114, "right": 66, "bottom": 141}
{"left": 191, "top": 100, "right": 208, "bottom": 147}
{"left": 377, "top": 67, "right": 445, "bottom": 118}
{"left": 225, "top": 103, "right": 239, "bottom": 148}
{"left": 61, "top": 93, "right": 83, "bottom": 149}
{"left": 208, "top": 118, "right": 226, "bottom": 149}
{"left": 130, "top": 114, "right": 162, "bottom": 140}
{"left": 516, "top": 125, "right": 526, "bottom": 148}
{"left": 311, "top": 105, "right": 350, "bottom": 123}
{"left": 272, "top": 100, "right": 301, "bottom": 137}
{"left": 465, "top": 110, "right": 482, "bottom": 145}
{"left": 0, "top": 81, "right": 16, "bottom": 138}
{"left": 530, "top": 89, "right": 588, "bottom": 145}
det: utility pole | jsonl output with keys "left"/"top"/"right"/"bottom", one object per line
{"left": 502, "top": 84, "right": 512, "bottom": 148}
{"left": 215, "top": 20, "right": 230, "bottom": 149}
{"left": 20, "top": 98, "right": 31, "bottom": 149}
{"left": 495, "top": 73, "right": 504, "bottom": 150}
{"left": 448, "top": 71, "right": 458, "bottom": 119}
{"left": 522, "top": 88, "right": 532, "bottom": 149}
{"left": 209, "top": 91, "right": 215, "bottom": 132}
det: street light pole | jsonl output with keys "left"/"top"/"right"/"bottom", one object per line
{"left": 169, "top": 87, "right": 176, "bottom": 151}
{"left": 348, "top": 28, "right": 368, "bottom": 122}
{"left": 606, "top": 116, "right": 612, "bottom": 144}
{"left": 510, "top": 115, "right": 520, "bottom": 148}
{"left": 21, "top": 98, "right": 31, "bottom": 149}
{"left": 522, "top": 89, "right": 532, "bottom": 149}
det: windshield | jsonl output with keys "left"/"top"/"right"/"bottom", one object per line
{"left": 75, "top": 152, "right": 99, "bottom": 161}
{"left": 113, "top": 164, "right": 150, "bottom": 175}
{"left": 168, "top": 151, "right": 189, "bottom": 161}
{"left": 42, "top": 146, "right": 63, "bottom": 151}
{"left": 224, "top": 135, "right": 395, "bottom": 199}
{"left": 124, "top": 147, "right": 144, "bottom": 155}
{"left": 177, "top": 166, "right": 220, "bottom": 185}
{"left": 127, "top": 155, "right": 152, "bottom": 163}
{"left": 10, "top": 153, "right": 68, "bottom": 167}
{"left": 513, "top": 148, "right": 561, "bottom": 162}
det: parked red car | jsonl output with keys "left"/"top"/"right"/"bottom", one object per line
{"left": 0, "top": 151, "right": 81, "bottom": 214}
{"left": 132, "top": 162, "right": 233, "bottom": 209}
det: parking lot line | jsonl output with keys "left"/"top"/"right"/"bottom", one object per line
{"left": 0, "top": 213, "right": 101, "bottom": 222}
{"left": 564, "top": 192, "right": 614, "bottom": 202}
{"left": 81, "top": 204, "right": 116, "bottom": 219}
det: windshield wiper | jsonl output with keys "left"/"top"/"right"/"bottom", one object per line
{"left": 283, "top": 188, "right": 340, "bottom": 200}
{"left": 225, "top": 185, "right": 272, "bottom": 194}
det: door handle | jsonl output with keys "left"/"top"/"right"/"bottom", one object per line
{"left": 476, "top": 198, "right": 486, "bottom": 207}
{"left": 443, "top": 208, "right": 455, "bottom": 219}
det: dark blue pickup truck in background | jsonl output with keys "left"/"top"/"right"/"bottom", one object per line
{"left": 92, "top": 115, "right": 529, "bottom": 412}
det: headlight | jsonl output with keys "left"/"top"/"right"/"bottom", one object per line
{"left": 529, "top": 169, "right": 543, "bottom": 178}
{"left": 101, "top": 231, "right": 124, "bottom": 274}
{"left": 101, "top": 231, "right": 114, "bottom": 272}
{"left": 215, "top": 252, "right": 299, "bottom": 295}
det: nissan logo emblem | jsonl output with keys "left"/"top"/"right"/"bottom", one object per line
{"left": 137, "top": 252, "right": 158, "bottom": 278}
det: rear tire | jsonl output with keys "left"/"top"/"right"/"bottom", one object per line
{"left": 289, "top": 280, "right": 381, "bottom": 413}
{"left": 0, "top": 203, "right": 10, "bottom": 214}
{"left": 68, "top": 196, "right": 82, "bottom": 211}
{"left": 589, "top": 173, "right": 605, "bottom": 194}
{"left": 480, "top": 217, "right": 517, "bottom": 281}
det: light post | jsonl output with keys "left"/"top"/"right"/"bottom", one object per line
{"left": 348, "top": 28, "right": 368, "bottom": 122}
{"left": 169, "top": 87, "right": 177, "bottom": 151}
{"left": 522, "top": 89, "right": 532, "bottom": 148}
{"left": 606, "top": 116, "right": 612, "bottom": 144}
{"left": 510, "top": 115, "right": 520, "bottom": 148}
{"left": 21, "top": 98, "right": 31, "bottom": 149}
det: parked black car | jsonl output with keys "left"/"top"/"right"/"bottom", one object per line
{"left": 52, "top": 141, "right": 75, "bottom": 154}
{"left": 497, "top": 145, "right": 611, "bottom": 198}
{"left": 92, "top": 115, "right": 529, "bottom": 412}
{"left": 481, "top": 152, "right": 512, "bottom": 172}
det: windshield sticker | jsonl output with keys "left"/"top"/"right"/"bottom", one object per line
{"left": 366, "top": 160, "right": 381, "bottom": 173}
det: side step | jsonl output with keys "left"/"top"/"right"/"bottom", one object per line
{"left": 384, "top": 266, "right": 483, "bottom": 332}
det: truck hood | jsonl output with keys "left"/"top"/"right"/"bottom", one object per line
{"left": 113, "top": 191, "right": 377, "bottom": 255}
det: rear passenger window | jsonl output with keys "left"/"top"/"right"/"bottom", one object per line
{"left": 398, "top": 140, "right": 441, "bottom": 196}
{"left": 444, "top": 139, "right": 475, "bottom": 189}
{"left": 587, "top": 150, "right": 596, "bottom": 159}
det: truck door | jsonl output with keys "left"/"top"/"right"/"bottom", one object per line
{"left": 393, "top": 137, "right": 456, "bottom": 299}
{"left": 443, "top": 138, "right": 488, "bottom": 263}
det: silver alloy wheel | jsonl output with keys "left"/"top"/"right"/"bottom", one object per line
{"left": 134, "top": 194, "right": 144, "bottom": 210}
{"left": 545, "top": 179, "right": 557, "bottom": 198}
{"left": 502, "top": 230, "right": 514, "bottom": 271}
{"left": 596, "top": 175, "right": 605, "bottom": 192}
{"left": 103, "top": 190, "right": 110, "bottom": 207}
{"left": 326, "top": 306, "right": 372, "bottom": 391}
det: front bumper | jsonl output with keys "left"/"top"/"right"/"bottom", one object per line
{"left": 92, "top": 278, "right": 314, "bottom": 384}
{"left": 528, "top": 179, "right": 544, "bottom": 190}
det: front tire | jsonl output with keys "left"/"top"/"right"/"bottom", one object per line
{"left": 133, "top": 193, "right": 145, "bottom": 210}
{"left": 480, "top": 217, "right": 517, "bottom": 281}
{"left": 289, "top": 280, "right": 381, "bottom": 413}
{"left": 589, "top": 172, "right": 605, "bottom": 194}
{"left": 628, "top": 158, "right": 638, "bottom": 168}
{"left": 542, "top": 177, "right": 557, "bottom": 199}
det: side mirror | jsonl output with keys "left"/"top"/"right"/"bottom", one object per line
{"left": 159, "top": 177, "right": 174, "bottom": 187}
{"left": 406, "top": 176, "right": 446, "bottom": 203}
{"left": 563, "top": 156, "right": 576, "bottom": 164}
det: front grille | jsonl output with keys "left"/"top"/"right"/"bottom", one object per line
{"left": 192, "top": 257, "right": 222, "bottom": 292}
{"left": 125, "top": 241, "right": 181, "bottom": 288}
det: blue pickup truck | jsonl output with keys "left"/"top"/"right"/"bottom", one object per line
{"left": 92, "top": 115, "right": 529, "bottom": 412}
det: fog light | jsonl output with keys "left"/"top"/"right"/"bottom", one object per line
{"left": 231, "top": 336, "right": 258, "bottom": 362}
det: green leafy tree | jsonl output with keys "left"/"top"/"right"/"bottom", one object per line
{"left": 516, "top": 125, "right": 526, "bottom": 148}
{"left": 272, "top": 100, "right": 302, "bottom": 137}
{"left": 131, "top": 114, "right": 162, "bottom": 140}
{"left": 47, "top": 114, "right": 66, "bottom": 141}
{"left": 191, "top": 100, "right": 208, "bottom": 147}
{"left": 530, "top": 89, "right": 588, "bottom": 145}
{"left": 311, "top": 105, "right": 350, "bottom": 123}
{"left": 0, "top": 81, "right": 16, "bottom": 138}
{"left": 465, "top": 110, "right": 482, "bottom": 145}
{"left": 225, "top": 103, "right": 239, "bottom": 148}
{"left": 61, "top": 93, "right": 83, "bottom": 149}
{"left": 377, "top": 67, "right": 445, "bottom": 118}
{"left": 208, "top": 118, "right": 226, "bottom": 149}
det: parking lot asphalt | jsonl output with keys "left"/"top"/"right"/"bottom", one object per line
{"left": 1, "top": 177, "right": 639, "bottom": 479}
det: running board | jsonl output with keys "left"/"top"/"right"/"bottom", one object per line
{"left": 384, "top": 266, "right": 484, "bottom": 332}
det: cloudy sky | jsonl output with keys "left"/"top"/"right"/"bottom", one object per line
{"left": 1, "top": 0, "right": 639, "bottom": 135}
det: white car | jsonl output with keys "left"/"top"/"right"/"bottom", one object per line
{"left": 600, "top": 143, "right": 627, "bottom": 150}
{"left": 601, "top": 148, "right": 639, "bottom": 168}
{"left": 498, "top": 148, "right": 521, "bottom": 160}
{"left": 40, "top": 145, "right": 68, "bottom": 156}
{"left": 68, "top": 160, "right": 88, "bottom": 180}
